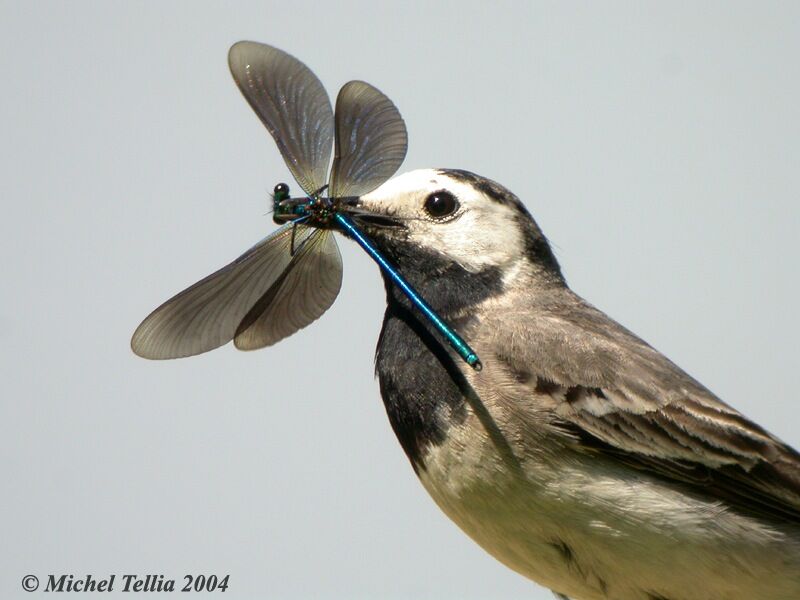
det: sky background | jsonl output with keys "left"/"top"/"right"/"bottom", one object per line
{"left": 1, "top": 2, "right": 798, "bottom": 599}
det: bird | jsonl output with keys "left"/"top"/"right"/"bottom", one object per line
{"left": 345, "top": 167, "right": 800, "bottom": 600}
{"left": 128, "top": 41, "right": 798, "bottom": 598}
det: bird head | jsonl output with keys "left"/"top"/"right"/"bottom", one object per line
{"left": 345, "top": 169, "right": 564, "bottom": 314}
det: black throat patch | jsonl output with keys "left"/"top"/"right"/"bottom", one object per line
{"left": 376, "top": 301, "right": 470, "bottom": 472}
{"left": 369, "top": 169, "right": 562, "bottom": 470}
{"left": 372, "top": 242, "right": 503, "bottom": 470}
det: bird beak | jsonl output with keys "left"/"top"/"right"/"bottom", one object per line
{"left": 340, "top": 196, "right": 406, "bottom": 230}
{"left": 272, "top": 194, "right": 405, "bottom": 231}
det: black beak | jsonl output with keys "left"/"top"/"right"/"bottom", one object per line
{"left": 342, "top": 197, "right": 405, "bottom": 230}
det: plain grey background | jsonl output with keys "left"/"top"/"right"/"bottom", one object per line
{"left": 2, "top": 2, "right": 798, "bottom": 598}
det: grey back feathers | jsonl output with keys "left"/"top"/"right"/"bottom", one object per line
{"left": 489, "top": 289, "right": 800, "bottom": 521}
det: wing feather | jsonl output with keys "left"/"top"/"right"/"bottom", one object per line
{"left": 495, "top": 293, "right": 800, "bottom": 520}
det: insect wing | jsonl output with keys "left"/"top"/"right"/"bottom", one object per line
{"left": 228, "top": 41, "right": 334, "bottom": 196}
{"left": 234, "top": 230, "right": 342, "bottom": 350}
{"left": 329, "top": 80, "right": 408, "bottom": 198}
{"left": 131, "top": 223, "right": 315, "bottom": 359}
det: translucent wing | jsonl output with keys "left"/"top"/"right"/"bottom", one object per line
{"left": 234, "top": 230, "right": 342, "bottom": 350}
{"left": 131, "top": 223, "right": 316, "bottom": 359}
{"left": 228, "top": 41, "right": 334, "bottom": 196}
{"left": 329, "top": 80, "right": 408, "bottom": 198}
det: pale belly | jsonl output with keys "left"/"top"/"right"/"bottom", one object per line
{"left": 415, "top": 413, "right": 800, "bottom": 600}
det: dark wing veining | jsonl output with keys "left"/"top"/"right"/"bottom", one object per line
{"left": 329, "top": 80, "right": 407, "bottom": 198}
{"left": 131, "top": 223, "right": 314, "bottom": 359}
{"left": 228, "top": 41, "right": 334, "bottom": 196}
{"left": 233, "top": 229, "right": 342, "bottom": 350}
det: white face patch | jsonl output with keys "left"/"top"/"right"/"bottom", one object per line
{"left": 357, "top": 169, "right": 527, "bottom": 274}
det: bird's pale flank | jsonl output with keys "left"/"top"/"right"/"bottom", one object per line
{"left": 354, "top": 168, "right": 800, "bottom": 600}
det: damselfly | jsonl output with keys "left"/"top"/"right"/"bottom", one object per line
{"left": 131, "top": 41, "right": 481, "bottom": 370}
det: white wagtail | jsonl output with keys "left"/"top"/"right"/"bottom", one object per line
{"left": 350, "top": 167, "right": 800, "bottom": 600}
{"left": 130, "top": 41, "right": 799, "bottom": 600}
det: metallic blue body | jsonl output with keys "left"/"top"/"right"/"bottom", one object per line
{"left": 273, "top": 190, "right": 482, "bottom": 370}
{"left": 333, "top": 212, "right": 482, "bottom": 371}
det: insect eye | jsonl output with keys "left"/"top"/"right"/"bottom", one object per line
{"left": 273, "top": 183, "right": 290, "bottom": 201}
{"left": 423, "top": 191, "right": 459, "bottom": 218}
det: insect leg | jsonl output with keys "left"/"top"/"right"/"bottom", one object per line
{"left": 290, "top": 215, "right": 311, "bottom": 256}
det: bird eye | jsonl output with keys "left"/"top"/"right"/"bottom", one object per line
{"left": 423, "top": 191, "right": 459, "bottom": 219}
